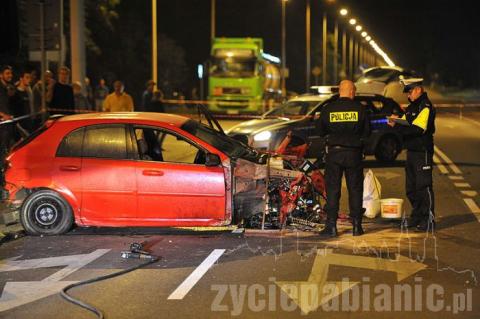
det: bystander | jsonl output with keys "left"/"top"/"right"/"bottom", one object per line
{"left": 48, "top": 66, "right": 75, "bottom": 114}
{"left": 102, "top": 80, "right": 134, "bottom": 112}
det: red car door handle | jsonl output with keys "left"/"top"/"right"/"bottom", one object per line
{"left": 59, "top": 165, "right": 81, "bottom": 171}
{"left": 142, "top": 170, "right": 164, "bottom": 176}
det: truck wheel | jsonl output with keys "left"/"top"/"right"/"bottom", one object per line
{"left": 375, "top": 135, "right": 401, "bottom": 162}
{"left": 20, "top": 190, "right": 74, "bottom": 235}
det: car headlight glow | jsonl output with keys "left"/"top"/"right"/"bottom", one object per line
{"left": 253, "top": 131, "right": 272, "bottom": 142}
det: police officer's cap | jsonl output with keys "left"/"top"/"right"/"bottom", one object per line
{"left": 400, "top": 77, "right": 424, "bottom": 93}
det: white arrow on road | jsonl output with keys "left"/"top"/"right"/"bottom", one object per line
{"left": 0, "top": 249, "right": 110, "bottom": 312}
{"left": 276, "top": 249, "right": 426, "bottom": 314}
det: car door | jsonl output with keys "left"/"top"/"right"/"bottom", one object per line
{"left": 53, "top": 127, "right": 84, "bottom": 209}
{"left": 132, "top": 125, "right": 226, "bottom": 224}
{"left": 80, "top": 124, "right": 137, "bottom": 224}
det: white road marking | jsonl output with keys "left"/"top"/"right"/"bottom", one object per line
{"left": 461, "top": 190, "right": 478, "bottom": 197}
{"left": 464, "top": 199, "right": 480, "bottom": 219}
{"left": 448, "top": 175, "right": 464, "bottom": 180}
{"left": 0, "top": 249, "right": 110, "bottom": 312}
{"left": 276, "top": 249, "right": 426, "bottom": 314}
{"left": 168, "top": 249, "right": 225, "bottom": 300}
{"left": 454, "top": 182, "right": 471, "bottom": 188}
{"left": 432, "top": 154, "right": 449, "bottom": 174}
{"left": 434, "top": 146, "right": 462, "bottom": 174}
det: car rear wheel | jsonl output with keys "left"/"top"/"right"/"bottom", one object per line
{"left": 375, "top": 135, "right": 401, "bottom": 162}
{"left": 20, "top": 190, "right": 74, "bottom": 235}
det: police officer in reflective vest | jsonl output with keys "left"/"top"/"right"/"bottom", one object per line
{"left": 388, "top": 78, "right": 436, "bottom": 232}
{"left": 317, "top": 80, "right": 370, "bottom": 237}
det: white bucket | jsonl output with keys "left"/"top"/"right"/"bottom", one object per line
{"left": 380, "top": 198, "right": 404, "bottom": 219}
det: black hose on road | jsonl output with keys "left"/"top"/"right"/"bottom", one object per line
{"left": 60, "top": 255, "right": 160, "bottom": 319}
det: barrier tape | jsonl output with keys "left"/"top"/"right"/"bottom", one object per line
{"left": 2, "top": 100, "right": 479, "bottom": 126}
{"left": 0, "top": 111, "right": 46, "bottom": 126}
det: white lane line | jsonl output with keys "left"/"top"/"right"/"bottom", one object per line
{"left": 168, "top": 249, "right": 225, "bottom": 300}
{"left": 461, "top": 190, "right": 478, "bottom": 197}
{"left": 434, "top": 146, "right": 462, "bottom": 174}
{"left": 448, "top": 175, "right": 464, "bottom": 180}
{"left": 459, "top": 115, "right": 480, "bottom": 127}
{"left": 432, "top": 154, "right": 449, "bottom": 174}
{"left": 464, "top": 199, "right": 480, "bottom": 218}
{"left": 454, "top": 182, "right": 471, "bottom": 188}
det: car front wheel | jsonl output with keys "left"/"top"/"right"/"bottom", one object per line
{"left": 374, "top": 135, "right": 401, "bottom": 162}
{"left": 20, "top": 190, "right": 74, "bottom": 235}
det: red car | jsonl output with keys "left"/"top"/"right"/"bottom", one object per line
{"left": 2, "top": 112, "right": 268, "bottom": 235}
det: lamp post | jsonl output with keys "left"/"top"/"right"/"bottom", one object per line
{"left": 322, "top": 11, "right": 327, "bottom": 85}
{"left": 211, "top": 0, "right": 216, "bottom": 41}
{"left": 152, "top": 0, "right": 157, "bottom": 85}
{"left": 333, "top": 18, "right": 338, "bottom": 84}
{"left": 339, "top": 8, "right": 348, "bottom": 80}
{"left": 305, "top": 0, "right": 311, "bottom": 91}
{"left": 281, "top": 0, "right": 287, "bottom": 97}
{"left": 348, "top": 18, "right": 356, "bottom": 79}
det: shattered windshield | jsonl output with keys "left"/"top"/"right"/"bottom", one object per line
{"left": 181, "top": 120, "right": 258, "bottom": 161}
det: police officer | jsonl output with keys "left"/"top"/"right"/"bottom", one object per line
{"left": 388, "top": 78, "right": 436, "bottom": 232}
{"left": 317, "top": 80, "right": 370, "bottom": 237}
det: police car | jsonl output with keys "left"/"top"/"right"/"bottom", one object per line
{"left": 227, "top": 87, "right": 404, "bottom": 162}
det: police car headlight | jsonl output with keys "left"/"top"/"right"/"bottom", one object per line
{"left": 253, "top": 131, "right": 272, "bottom": 142}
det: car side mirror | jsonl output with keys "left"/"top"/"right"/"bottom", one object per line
{"left": 205, "top": 153, "right": 221, "bottom": 167}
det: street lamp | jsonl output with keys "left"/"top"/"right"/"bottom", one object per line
{"left": 349, "top": 18, "right": 356, "bottom": 25}
{"left": 152, "top": 0, "right": 157, "bottom": 85}
{"left": 211, "top": 0, "right": 216, "bottom": 40}
{"left": 322, "top": 11, "right": 327, "bottom": 85}
{"left": 306, "top": 0, "right": 311, "bottom": 91}
{"left": 339, "top": 10, "right": 348, "bottom": 80}
{"left": 355, "top": 25, "right": 362, "bottom": 31}
{"left": 281, "top": 0, "right": 287, "bottom": 97}
{"left": 361, "top": 31, "right": 367, "bottom": 37}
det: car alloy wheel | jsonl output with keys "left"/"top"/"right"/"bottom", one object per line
{"left": 20, "top": 190, "right": 74, "bottom": 235}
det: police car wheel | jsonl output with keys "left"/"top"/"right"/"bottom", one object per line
{"left": 375, "top": 135, "right": 400, "bottom": 162}
{"left": 20, "top": 190, "right": 74, "bottom": 236}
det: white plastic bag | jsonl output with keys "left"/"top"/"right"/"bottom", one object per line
{"left": 363, "top": 169, "right": 382, "bottom": 218}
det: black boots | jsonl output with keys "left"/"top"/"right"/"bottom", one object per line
{"left": 352, "top": 218, "right": 364, "bottom": 236}
{"left": 319, "top": 220, "right": 338, "bottom": 237}
{"left": 319, "top": 218, "right": 365, "bottom": 237}
{"left": 416, "top": 216, "right": 435, "bottom": 232}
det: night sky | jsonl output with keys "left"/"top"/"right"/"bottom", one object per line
{"left": 156, "top": 0, "right": 480, "bottom": 91}
{"left": 1, "top": 0, "right": 479, "bottom": 94}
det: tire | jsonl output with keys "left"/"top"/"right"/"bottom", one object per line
{"left": 20, "top": 190, "right": 74, "bottom": 235}
{"left": 374, "top": 135, "right": 401, "bottom": 162}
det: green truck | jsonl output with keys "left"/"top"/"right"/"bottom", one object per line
{"left": 207, "top": 38, "right": 282, "bottom": 114}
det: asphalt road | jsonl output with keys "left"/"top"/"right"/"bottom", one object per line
{"left": 0, "top": 111, "right": 479, "bottom": 318}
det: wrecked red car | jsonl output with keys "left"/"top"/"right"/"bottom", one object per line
{"left": 2, "top": 112, "right": 307, "bottom": 235}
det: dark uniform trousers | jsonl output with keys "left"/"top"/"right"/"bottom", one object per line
{"left": 406, "top": 150, "right": 434, "bottom": 222}
{"left": 324, "top": 148, "right": 364, "bottom": 221}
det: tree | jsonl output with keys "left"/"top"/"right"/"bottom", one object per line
{"left": 84, "top": 0, "right": 188, "bottom": 103}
